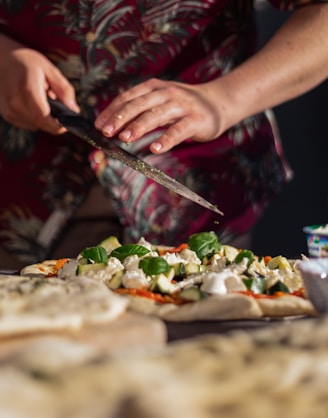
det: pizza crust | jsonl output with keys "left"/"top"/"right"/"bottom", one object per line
{"left": 127, "top": 293, "right": 263, "bottom": 321}
{"left": 0, "top": 275, "right": 128, "bottom": 337}
{"left": 126, "top": 292, "right": 317, "bottom": 321}
{"left": 255, "top": 295, "right": 317, "bottom": 318}
{"left": 20, "top": 260, "right": 59, "bottom": 278}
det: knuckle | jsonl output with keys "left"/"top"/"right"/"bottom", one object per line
{"left": 168, "top": 123, "right": 185, "bottom": 138}
{"left": 119, "top": 90, "right": 134, "bottom": 102}
{"left": 146, "top": 78, "right": 159, "bottom": 88}
{"left": 129, "top": 120, "right": 144, "bottom": 134}
{"left": 133, "top": 95, "right": 148, "bottom": 109}
{"left": 150, "top": 106, "right": 165, "bottom": 117}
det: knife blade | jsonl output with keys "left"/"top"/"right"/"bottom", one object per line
{"left": 48, "top": 97, "right": 224, "bottom": 216}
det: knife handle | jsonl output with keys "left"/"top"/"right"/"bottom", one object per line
{"left": 48, "top": 97, "right": 78, "bottom": 118}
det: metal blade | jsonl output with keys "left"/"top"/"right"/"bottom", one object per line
{"left": 48, "top": 98, "right": 224, "bottom": 216}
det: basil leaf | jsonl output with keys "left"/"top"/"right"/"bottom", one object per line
{"left": 139, "top": 256, "right": 170, "bottom": 276}
{"left": 234, "top": 250, "right": 255, "bottom": 267}
{"left": 81, "top": 246, "right": 108, "bottom": 263}
{"left": 243, "top": 276, "right": 266, "bottom": 294}
{"left": 110, "top": 244, "right": 150, "bottom": 262}
{"left": 188, "top": 232, "right": 221, "bottom": 259}
{"left": 266, "top": 280, "right": 290, "bottom": 295}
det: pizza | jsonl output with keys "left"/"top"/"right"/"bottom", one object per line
{"left": 20, "top": 231, "right": 316, "bottom": 321}
{"left": 0, "top": 274, "right": 128, "bottom": 337}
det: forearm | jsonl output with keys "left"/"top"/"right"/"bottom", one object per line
{"left": 211, "top": 3, "right": 328, "bottom": 131}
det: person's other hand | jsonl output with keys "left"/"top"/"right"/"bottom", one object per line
{"left": 0, "top": 34, "right": 79, "bottom": 134}
{"left": 95, "top": 78, "right": 228, "bottom": 153}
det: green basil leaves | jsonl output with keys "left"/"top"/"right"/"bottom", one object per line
{"left": 139, "top": 256, "right": 170, "bottom": 276}
{"left": 110, "top": 244, "right": 150, "bottom": 262}
{"left": 80, "top": 246, "right": 109, "bottom": 264}
{"left": 188, "top": 232, "right": 221, "bottom": 259}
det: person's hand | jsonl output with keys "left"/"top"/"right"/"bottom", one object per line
{"left": 0, "top": 34, "right": 79, "bottom": 134}
{"left": 95, "top": 3, "right": 328, "bottom": 155}
{"left": 95, "top": 78, "right": 228, "bottom": 153}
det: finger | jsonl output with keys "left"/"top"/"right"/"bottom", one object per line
{"left": 149, "top": 118, "right": 201, "bottom": 153}
{"left": 117, "top": 101, "right": 185, "bottom": 143}
{"left": 95, "top": 79, "right": 167, "bottom": 131}
{"left": 25, "top": 74, "right": 69, "bottom": 134}
{"left": 97, "top": 89, "right": 180, "bottom": 139}
{"left": 46, "top": 67, "right": 80, "bottom": 113}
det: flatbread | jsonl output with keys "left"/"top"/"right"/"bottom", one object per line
{"left": 0, "top": 275, "right": 128, "bottom": 337}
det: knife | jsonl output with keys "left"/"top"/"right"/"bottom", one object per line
{"left": 48, "top": 97, "right": 224, "bottom": 216}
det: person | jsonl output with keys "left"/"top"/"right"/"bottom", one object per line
{"left": 0, "top": 1, "right": 327, "bottom": 267}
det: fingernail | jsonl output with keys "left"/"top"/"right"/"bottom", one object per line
{"left": 152, "top": 142, "right": 162, "bottom": 152}
{"left": 121, "top": 130, "right": 131, "bottom": 141}
{"left": 68, "top": 100, "right": 80, "bottom": 113}
{"left": 103, "top": 125, "right": 114, "bottom": 136}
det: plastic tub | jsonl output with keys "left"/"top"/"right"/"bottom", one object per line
{"left": 303, "top": 224, "right": 328, "bottom": 258}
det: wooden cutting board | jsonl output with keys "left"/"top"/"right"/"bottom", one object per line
{"left": 0, "top": 312, "right": 167, "bottom": 359}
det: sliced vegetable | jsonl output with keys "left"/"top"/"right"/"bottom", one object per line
{"left": 77, "top": 262, "right": 108, "bottom": 275}
{"left": 267, "top": 256, "right": 291, "bottom": 270}
{"left": 234, "top": 249, "right": 255, "bottom": 267}
{"left": 164, "top": 267, "right": 175, "bottom": 281}
{"left": 243, "top": 276, "right": 266, "bottom": 294}
{"left": 107, "top": 270, "right": 123, "bottom": 290}
{"left": 178, "top": 287, "right": 206, "bottom": 302}
{"left": 184, "top": 262, "right": 202, "bottom": 275}
{"left": 165, "top": 243, "right": 188, "bottom": 254}
{"left": 222, "top": 245, "right": 239, "bottom": 263}
{"left": 78, "top": 257, "right": 89, "bottom": 266}
{"left": 188, "top": 232, "right": 221, "bottom": 259}
{"left": 266, "top": 280, "right": 290, "bottom": 295}
{"left": 98, "top": 236, "right": 121, "bottom": 253}
{"left": 171, "top": 262, "right": 186, "bottom": 277}
{"left": 156, "top": 274, "right": 177, "bottom": 294}
{"left": 110, "top": 244, "right": 150, "bottom": 262}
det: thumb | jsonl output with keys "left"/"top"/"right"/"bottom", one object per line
{"left": 46, "top": 67, "right": 80, "bottom": 113}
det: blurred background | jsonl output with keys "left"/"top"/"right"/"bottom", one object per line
{"left": 252, "top": 1, "right": 328, "bottom": 258}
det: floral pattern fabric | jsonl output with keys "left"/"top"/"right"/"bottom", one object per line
{"left": 0, "top": 0, "right": 325, "bottom": 262}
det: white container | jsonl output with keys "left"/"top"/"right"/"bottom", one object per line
{"left": 303, "top": 224, "right": 328, "bottom": 258}
{"left": 298, "top": 258, "right": 328, "bottom": 314}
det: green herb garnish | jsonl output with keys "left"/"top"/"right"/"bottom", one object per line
{"left": 139, "top": 256, "right": 170, "bottom": 276}
{"left": 81, "top": 246, "right": 108, "bottom": 264}
{"left": 188, "top": 232, "right": 221, "bottom": 259}
{"left": 110, "top": 244, "right": 150, "bottom": 262}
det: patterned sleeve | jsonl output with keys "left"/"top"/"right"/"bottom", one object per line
{"left": 269, "top": 0, "right": 328, "bottom": 11}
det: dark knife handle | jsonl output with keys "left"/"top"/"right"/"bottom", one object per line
{"left": 48, "top": 97, "right": 78, "bottom": 118}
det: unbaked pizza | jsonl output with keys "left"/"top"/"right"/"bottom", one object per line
{"left": 0, "top": 274, "right": 128, "bottom": 337}
{"left": 21, "top": 231, "right": 316, "bottom": 321}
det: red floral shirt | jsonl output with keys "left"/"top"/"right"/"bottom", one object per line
{"left": 0, "top": 0, "right": 325, "bottom": 262}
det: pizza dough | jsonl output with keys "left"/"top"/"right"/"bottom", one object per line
{"left": 0, "top": 275, "right": 128, "bottom": 337}
{"left": 255, "top": 294, "right": 316, "bottom": 317}
{"left": 128, "top": 291, "right": 316, "bottom": 321}
{"left": 128, "top": 292, "right": 263, "bottom": 321}
{"left": 0, "top": 316, "right": 327, "bottom": 418}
